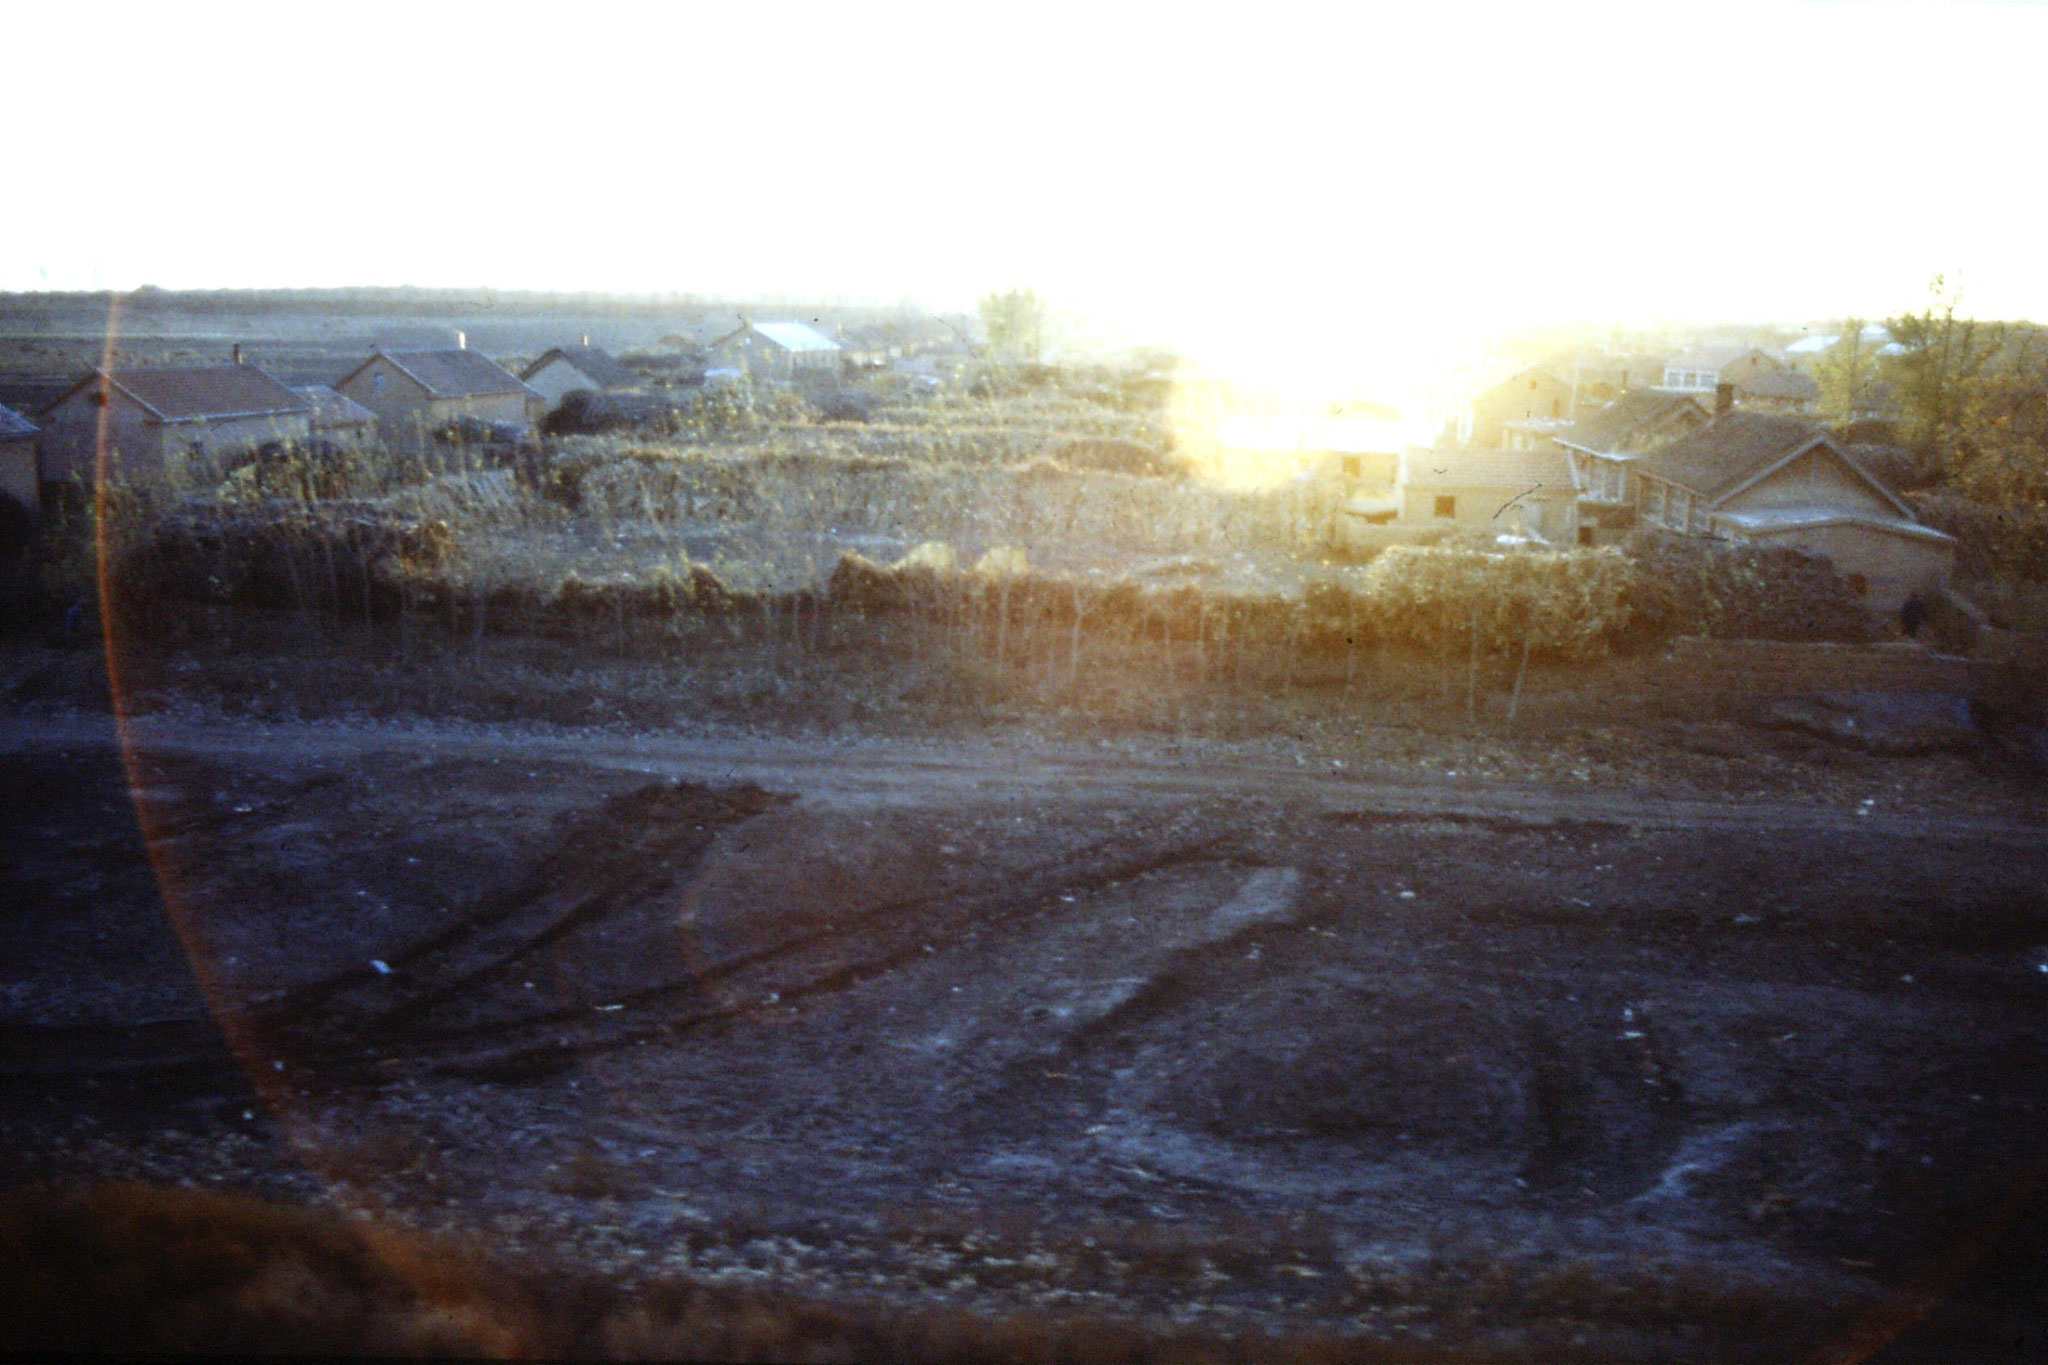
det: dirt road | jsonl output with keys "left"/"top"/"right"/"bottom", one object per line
{"left": 5, "top": 705, "right": 2047, "bottom": 1360}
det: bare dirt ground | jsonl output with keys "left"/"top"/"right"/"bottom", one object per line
{"left": 5, "top": 642, "right": 2048, "bottom": 1361}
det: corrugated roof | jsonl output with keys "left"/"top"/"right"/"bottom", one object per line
{"left": 0, "top": 403, "right": 37, "bottom": 439}
{"left": 749, "top": 322, "right": 840, "bottom": 353}
{"left": 293, "top": 384, "right": 377, "bottom": 428}
{"left": 370, "top": 349, "right": 530, "bottom": 398}
{"left": 1403, "top": 447, "right": 1573, "bottom": 489}
{"left": 65, "top": 365, "right": 311, "bottom": 422}
{"left": 1554, "top": 388, "right": 1709, "bottom": 454}
{"left": 1633, "top": 411, "right": 1830, "bottom": 500}
{"left": 521, "top": 345, "right": 635, "bottom": 389}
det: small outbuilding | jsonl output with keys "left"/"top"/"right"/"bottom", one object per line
{"left": 519, "top": 345, "right": 637, "bottom": 412}
{"left": 1396, "top": 446, "right": 1580, "bottom": 544}
{"left": 1631, "top": 410, "right": 1952, "bottom": 612}
{"left": 38, "top": 365, "right": 312, "bottom": 487}
{"left": 334, "top": 347, "right": 536, "bottom": 447}
{"left": 706, "top": 321, "right": 842, "bottom": 383}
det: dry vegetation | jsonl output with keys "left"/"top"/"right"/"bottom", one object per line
{"left": 2, "top": 375, "right": 1906, "bottom": 736}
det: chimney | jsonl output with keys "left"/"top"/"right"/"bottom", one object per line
{"left": 456, "top": 330, "right": 467, "bottom": 350}
{"left": 231, "top": 343, "right": 242, "bottom": 365}
{"left": 1714, "top": 381, "right": 1734, "bottom": 418}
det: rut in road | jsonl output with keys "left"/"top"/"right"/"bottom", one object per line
{"left": 407, "top": 836, "right": 1253, "bottom": 1082}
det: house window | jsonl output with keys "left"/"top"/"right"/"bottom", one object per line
{"left": 1434, "top": 495, "right": 1456, "bottom": 519}
{"left": 1341, "top": 456, "right": 1360, "bottom": 478}
{"left": 371, "top": 372, "right": 387, "bottom": 396}
{"left": 1577, "top": 525, "right": 1595, "bottom": 546}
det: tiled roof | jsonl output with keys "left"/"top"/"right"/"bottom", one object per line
{"left": 521, "top": 346, "right": 635, "bottom": 389}
{"left": 1633, "top": 411, "right": 1832, "bottom": 500}
{"left": 360, "top": 349, "right": 529, "bottom": 398}
{"left": 63, "top": 365, "right": 311, "bottom": 422}
{"left": 293, "top": 384, "right": 378, "bottom": 428}
{"left": 1554, "top": 388, "right": 1709, "bottom": 454}
{"left": 1403, "top": 446, "right": 1573, "bottom": 489}
{"left": 0, "top": 403, "right": 36, "bottom": 439}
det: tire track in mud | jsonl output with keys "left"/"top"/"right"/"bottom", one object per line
{"left": 273, "top": 782, "right": 790, "bottom": 1033}
{"left": 313, "top": 830, "right": 1254, "bottom": 1084}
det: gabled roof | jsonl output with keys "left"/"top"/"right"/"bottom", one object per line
{"left": 1665, "top": 344, "right": 1780, "bottom": 373}
{"left": 0, "top": 403, "right": 37, "bottom": 439}
{"left": 1554, "top": 388, "right": 1709, "bottom": 455}
{"left": 1403, "top": 446, "right": 1573, "bottom": 489}
{"left": 292, "top": 385, "right": 378, "bottom": 428}
{"left": 1735, "top": 369, "right": 1820, "bottom": 402}
{"left": 748, "top": 321, "right": 840, "bottom": 353}
{"left": 52, "top": 365, "right": 310, "bottom": 424}
{"left": 340, "top": 349, "right": 530, "bottom": 399}
{"left": 1633, "top": 411, "right": 1916, "bottom": 517}
{"left": 520, "top": 345, "right": 635, "bottom": 389}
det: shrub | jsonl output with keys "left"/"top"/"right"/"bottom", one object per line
{"left": 1905, "top": 491, "right": 2048, "bottom": 582}
{"left": 1621, "top": 531, "right": 1877, "bottom": 643}
{"left": 543, "top": 390, "right": 692, "bottom": 436}
{"left": 809, "top": 390, "right": 879, "bottom": 424}
{"left": 118, "top": 506, "right": 455, "bottom": 615}
{"left": 1360, "top": 545, "right": 1634, "bottom": 660}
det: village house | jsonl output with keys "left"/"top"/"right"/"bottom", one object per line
{"left": 334, "top": 345, "right": 536, "bottom": 447}
{"left": 706, "top": 321, "right": 842, "bottom": 383}
{"left": 0, "top": 403, "right": 39, "bottom": 511}
{"left": 38, "top": 364, "right": 312, "bottom": 487}
{"left": 1393, "top": 446, "right": 1579, "bottom": 543}
{"left": 1659, "top": 344, "right": 1819, "bottom": 411}
{"left": 1551, "top": 387, "right": 1713, "bottom": 543}
{"left": 1458, "top": 367, "right": 1576, "bottom": 448}
{"left": 519, "top": 344, "right": 637, "bottom": 413}
{"left": 1662, "top": 345, "right": 1785, "bottom": 394}
{"left": 292, "top": 385, "right": 379, "bottom": 448}
{"left": 1731, "top": 367, "right": 1820, "bottom": 414}
{"left": 1626, "top": 400, "right": 1951, "bottom": 612}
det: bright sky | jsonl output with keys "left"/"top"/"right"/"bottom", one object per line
{"left": 9, "top": 1, "right": 2046, "bottom": 392}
